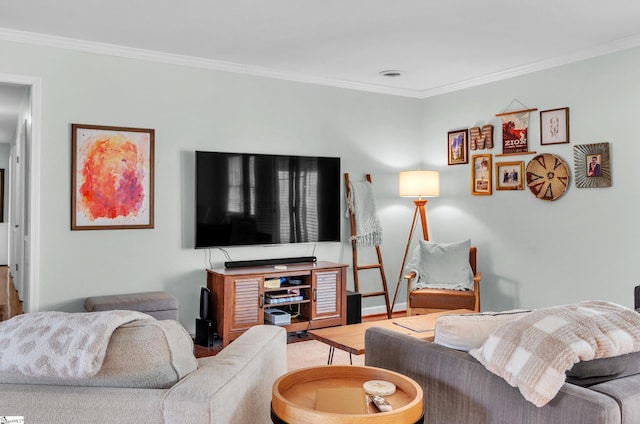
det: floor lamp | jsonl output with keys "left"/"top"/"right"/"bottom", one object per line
{"left": 390, "top": 170, "right": 440, "bottom": 313}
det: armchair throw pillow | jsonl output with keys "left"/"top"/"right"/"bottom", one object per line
{"left": 406, "top": 239, "right": 473, "bottom": 290}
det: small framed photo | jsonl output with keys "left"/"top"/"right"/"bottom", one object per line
{"left": 495, "top": 161, "right": 524, "bottom": 190}
{"left": 471, "top": 154, "right": 492, "bottom": 195}
{"left": 71, "top": 124, "right": 155, "bottom": 230}
{"left": 540, "top": 107, "right": 569, "bottom": 145}
{"left": 573, "top": 142, "right": 611, "bottom": 188}
{"left": 448, "top": 129, "right": 469, "bottom": 165}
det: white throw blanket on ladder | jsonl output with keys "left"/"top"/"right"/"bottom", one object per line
{"left": 347, "top": 180, "right": 383, "bottom": 246}
{"left": 0, "top": 310, "right": 153, "bottom": 379}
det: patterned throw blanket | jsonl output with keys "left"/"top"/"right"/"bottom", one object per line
{"left": 469, "top": 301, "right": 640, "bottom": 407}
{"left": 0, "top": 310, "right": 152, "bottom": 379}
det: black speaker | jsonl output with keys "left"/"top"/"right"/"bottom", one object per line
{"left": 195, "top": 318, "right": 215, "bottom": 347}
{"left": 225, "top": 256, "right": 317, "bottom": 269}
{"left": 346, "top": 290, "right": 362, "bottom": 324}
{"left": 199, "top": 287, "right": 211, "bottom": 320}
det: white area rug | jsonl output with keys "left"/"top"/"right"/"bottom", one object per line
{"left": 287, "top": 340, "right": 365, "bottom": 371}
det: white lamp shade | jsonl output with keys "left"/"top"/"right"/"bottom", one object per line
{"left": 399, "top": 170, "right": 440, "bottom": 197}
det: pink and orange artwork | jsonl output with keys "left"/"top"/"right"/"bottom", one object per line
{"left": 71, "top": 124, "right": 154, "bottom": 230}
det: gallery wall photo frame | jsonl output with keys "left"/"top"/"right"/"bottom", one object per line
{"left": 448, "top": 129, "right": 469, "bottom": 165}
{"left": 540, "top": 107, "right": 569, "bottom": 145}
{"left": 495, "top": 160, "right": 524, "bottom": 191}
{"left": 471, "top": 153, "right": 492, "bottom": 195}
{"left": 574, "top": 142, "right": 611, "bottom": 188}
{"left": 496, "top": 108, "right": 536, "bottom": 155}
{"left": 71, "top": 124, "right": 155, "bottom": 230}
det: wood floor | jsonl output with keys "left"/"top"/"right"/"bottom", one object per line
{"left": 193, "top": 310, "right": 406, "bottom": 358}
{"left": 0, "top": 266, "right": 23, "bottom": 322}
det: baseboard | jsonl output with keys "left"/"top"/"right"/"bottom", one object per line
{"left": 362, "top": 302, "right": 406, "bottom": 317}
{"left": 189, "top": 302, "right": 408, "bottom": 337}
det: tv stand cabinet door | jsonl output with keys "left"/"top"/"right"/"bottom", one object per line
{"left": 311, "top": 269, "right": 343, "bottom": 321}
{"left": 208, "top": 270, "right": 265, "bottom": 347}
{"left": 230, "top": 276, "right": 264, "bottom": 332}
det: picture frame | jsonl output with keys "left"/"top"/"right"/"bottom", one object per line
{"left": 540, "top": 107, "right": 569, "bottom": 145}
{"left": 448, "top": 129, "right": 469, "bottom": 165}
{"left": 573, "top": 142, "right": 611, "bottom": 188}
{"left": 71, "top": 124, "right": 155, "bottom": 230}
{"left": 499, "top": 110, "right": 531, "bottom": 154}
{"left": 471, "top": 154, "right": 492, "bottom": 195}
{"left": 495, "top": 161, "right": 524, "bottom": 190}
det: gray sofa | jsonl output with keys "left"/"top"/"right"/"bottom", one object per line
{"left": 365, "top": 327, "right": 640, "bottom": 424}
{"left": 0, "top": 320, "right": 286, "bottom": 424}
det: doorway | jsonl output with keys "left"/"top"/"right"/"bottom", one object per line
{"left": 0, "top": 74, "right": 41, "bottom": 313}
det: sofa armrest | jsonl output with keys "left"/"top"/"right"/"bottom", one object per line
{"left": 163, "top": 325, "right": 287, "bottom": 424}
{"left": 365, "top": 327, "right": 622, "bottom": 424}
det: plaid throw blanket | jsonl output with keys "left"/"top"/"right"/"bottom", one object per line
{"left": 469, "top": 301, "right": 640, "bottom": 407}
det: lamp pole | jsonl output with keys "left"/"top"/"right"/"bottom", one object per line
{"left": 415, "top": 199, "right": 429, "bottom": 241}
{"left": 390, "top": 197, "right": 430, "bottom": 312}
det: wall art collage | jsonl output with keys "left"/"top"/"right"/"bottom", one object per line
{"left": 448, "top": 102, "right": 611, "bottom": 201}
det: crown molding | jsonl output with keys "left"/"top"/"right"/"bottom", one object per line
{"left": 0, "top": 28, "right": 422, "bottom": 98}
{"left": 418, "top": 34, "right": 640, "bottom": 98}
{"left": 2, "top": 28, "right": 640, "bottom": 100}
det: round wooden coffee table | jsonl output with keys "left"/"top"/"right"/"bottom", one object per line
{"left": 271, "top": 365, "right": 423, "bottom": 424}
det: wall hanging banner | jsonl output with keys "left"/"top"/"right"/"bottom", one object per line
{"left": 500, "top": 111, "right": 530, "bottom": 154}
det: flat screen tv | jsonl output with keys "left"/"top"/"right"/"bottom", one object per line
{"left": 195, "top": 151, "right": 341, "bottom": 248}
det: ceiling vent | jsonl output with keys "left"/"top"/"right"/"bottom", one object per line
{"left": 379, "top": 70, "right": 403, "bottom": 78}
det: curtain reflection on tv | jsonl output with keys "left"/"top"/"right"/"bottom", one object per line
{"left": 195, "top": 152, "right": 340, "bottom": 248}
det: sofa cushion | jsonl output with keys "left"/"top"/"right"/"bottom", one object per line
{"left": 410, "top": 288, "right": 476, "bottom": 310}
{"left": 406, "top": 239, "right": 473, "bottom": 290}
{"left": 434, "top": 309, "right": 531, "bottom": 351}
{"left": 0, "top": 319, "right": 198, "bottom": 388}
{"left": 566, "top": 350, "right": 640, "bottom": 387}
{"left": 85, "top": 291, "right": 179, "bottom": 320}
{"left": 589, "top": 373, "right": 640, "bottom": 424}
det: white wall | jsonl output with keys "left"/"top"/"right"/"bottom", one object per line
{"left": 0, "top": 38, "right": 638, "bottom": 333}
{"left": 419, "top": 47, "right": 640, "bottom": 312}
{"left": 0, "top": 39, "right": 421, "bottom": 332}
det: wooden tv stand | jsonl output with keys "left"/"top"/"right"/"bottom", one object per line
{"left": 207, "top": 261, "right": 348, "bottom": 347}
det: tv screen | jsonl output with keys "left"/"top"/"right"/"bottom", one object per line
{"left": 195, "top": 151, "right": 341, "bottom": 248}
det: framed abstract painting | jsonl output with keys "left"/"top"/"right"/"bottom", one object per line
{"left": 71, "top": 124, "right": 155, "bottom": 230}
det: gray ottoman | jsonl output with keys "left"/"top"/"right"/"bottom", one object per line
{"left": 84, "top": 291, "right": 179, "bottom": 320}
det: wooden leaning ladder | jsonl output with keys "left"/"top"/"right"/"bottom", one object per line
{"left": 344, "top": 173, "right": 392, "bottom": 319}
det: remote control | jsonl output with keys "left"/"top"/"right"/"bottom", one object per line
{"left": 370, "top": 395, "right": 393, "bottom": 412}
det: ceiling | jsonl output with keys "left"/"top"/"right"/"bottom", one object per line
{"left": 1, "top": 0, "right": 640, "bottom": 137}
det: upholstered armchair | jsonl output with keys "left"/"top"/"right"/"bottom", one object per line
{"left": 405, "top": 240, "right": 481, "bottom": 316}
